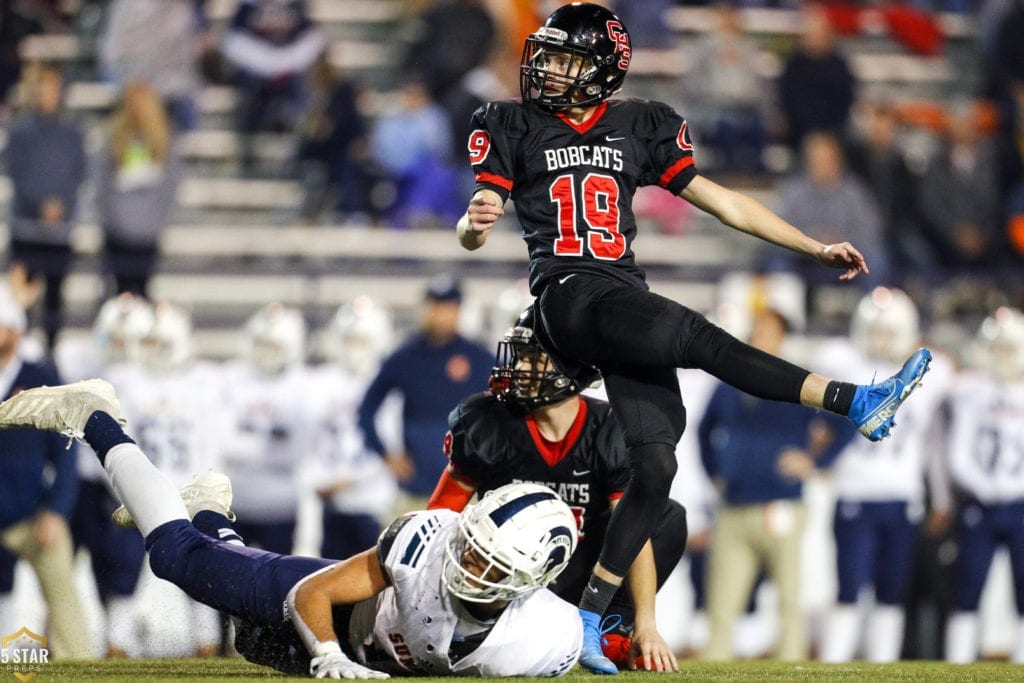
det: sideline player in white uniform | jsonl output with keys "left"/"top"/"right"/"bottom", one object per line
{"left": 944, "top": 307, "right": 1024, "bottom": 663}
{"left": 304, "top": 297, "right": 400, "bottom": 559}
{"left": 219, "top": 303, "right": 313, "bottom": 554}
{"left": 112, "top": 301, "right": 226, "bottom": 656}
{"left": 56, "top": 294, "right": 153, "bottom": 656}
{"left": 0, "top": 379, "right": 584, "bottom": 678}
{"left": 817, "top": 287, "right": 954, "bottom": 662}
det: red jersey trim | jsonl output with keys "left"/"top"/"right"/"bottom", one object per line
{"left": 658, "top": 156, "right": 695, "bottom": 188}
{"left": 555, "top": 102, "right": 608, "bottom": 135}
{"left": 525, "top": 398, "right": 589, "bottom": 467}
{"left": 608, "top": 491, "right": 624, "bottom": 503}
{"left": 476, "top": 171, "right": 513, "bottom": 192}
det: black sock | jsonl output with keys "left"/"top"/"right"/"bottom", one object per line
{"left": 578, "top": 575, "right": 619, "bottom": 617}
{"left": 82, "top": 411, "right": 135, "bottom": 464}
{"left": 823, "top": 381, "right": 857, "bottom": 416}
{"left": 192, "top": 510, "right": 244, "bottom": 545}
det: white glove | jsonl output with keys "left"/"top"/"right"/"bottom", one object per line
{"left": 310, "top": 641, "right": 390, "bottom": 680}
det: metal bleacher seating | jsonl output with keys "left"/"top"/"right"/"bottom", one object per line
{"left": 0, "top": 1, "right": 979, "bottom": 357}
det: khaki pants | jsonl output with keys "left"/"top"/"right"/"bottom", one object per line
{"left": 702, "top": 501, "right": 808, "bottom": 661}
{"left": 1, "top": 515, "right": 92, "bottom": 659}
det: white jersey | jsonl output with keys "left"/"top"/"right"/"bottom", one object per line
{"left": 116, "top": 361, "right": 226, "bottom": 487}
{"left": 345, "top": 509, "right": 582, "bottom": 677}
{"left": 816, "top": 341, "right": 954, "bottom": 502}
{"left": 302, "top": 364, "right": 399, "bottom": 518}
{"left": 55, "top": 334, "right": 147, "bottom": 482}
{"left": 948, "top": 372, "right": 1024, "bottom": 504}
{"left": 219, "top": 361, "right": 316, "bottom": 521}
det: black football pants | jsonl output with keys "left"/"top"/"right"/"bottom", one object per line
{"left": 537, "top": 272, "right": 810, "bottom": 577}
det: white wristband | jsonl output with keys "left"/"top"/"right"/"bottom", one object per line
{"left": 822, "top": 244, "right": 833, "bottom": 255}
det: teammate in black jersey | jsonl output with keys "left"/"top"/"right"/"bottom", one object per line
{"left": 428, "top": 309, "right": 687, "bottom": 672}
{"left": 456, "top": 2, "right": 931, "bottom": 674}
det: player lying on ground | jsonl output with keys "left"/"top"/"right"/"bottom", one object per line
{"left": 429, "top": 308, "right": 687, "bottom": 672}
{"left": 0, "top": 380, "right": 584, "bottom": 678}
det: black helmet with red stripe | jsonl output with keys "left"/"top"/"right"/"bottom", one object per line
{"left": 520, "top": 2, "right": 632, "bottom": 110}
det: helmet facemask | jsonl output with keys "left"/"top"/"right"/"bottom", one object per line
{"left": 490, "top": 325, "right": 580, "bottom": 410}
{"left": 441, "top": 483, "right": 577, "bottom": 604}
{"left": 519, "top": 4, "right": 631, "bottom": 110}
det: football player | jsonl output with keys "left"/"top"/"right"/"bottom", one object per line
{"left": 219, "top": 303, "right": 312, "bottom": 554}
{"left": 944, "top": 307, "right": 1024, "bottom": 663}
{"left": 816, "top": 288, "right": 954, "bottom": 663}
{"left": 0, "top": 379, "right": 584, "bottom": 678}
{"left": 111, "top": 301, "right": 226, "bottom": 656}
{"left": 428, "top": 308, "right": 686, "bottom": 672}
{"left": 58, "top": 294, "right": 153, "bottom": 657}
{"left": 305, "top": 297, "right": 400, "bottom": 559}
{"left": 456, "top": 2, "right": 931, "bottom": 672}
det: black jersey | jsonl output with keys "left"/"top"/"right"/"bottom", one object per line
{"left": 444, "top": 392, "right": 630, "bottom": 550}
{"left": 468, "top": 98, "right": 698, "bottom": 294}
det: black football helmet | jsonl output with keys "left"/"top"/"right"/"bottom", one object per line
{"left": 490, "top": 308, "right": 589, "bottom": 410}
{"left": 520, "top": 2, "right": 631, "bottom": 110}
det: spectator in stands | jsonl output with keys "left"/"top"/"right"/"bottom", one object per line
{"left": 220, "top": 0, "right": 325, "bottom": 174}
{"left": 845, "top": 100, "right": 931, "bottom": 277}
{"left": 983, "top": 0, "right": 1024, "bottom": 194}
{"left": 0, "top": 283, "right": 91, "bottom": 659}
{"left": 681, "top": 2, "right": 771, "bottom": 175}
{"left": 296, "top": 54, "right": 372, "bottom": 225}
{"left": 398, "top": 0, "right": 496, "bottom": 104}
{"left": 777, "top": 4, "right": 855, "bottom": 150}
{"left": 698, "top": 307, "right": 850, "bottom": 661}
{"left": 95, "top": 82, "right": 183, "bottom": 298}
{"left": 369, "top": 76, "right": 463, "bottom": 228}
{"left": 770, "top": 132, "right": 889, "bottom": 289}
{"left": 357, "top": 275, "right": 492, "bottom": 515}
{"left": 917, "top": 103, "right": 1003, "bottom": 272}
{"left": 99, "top": 0, "right": 206, "bottom": 131}
{"left": 4, "top": 63, "right": 86, "bottom": 352}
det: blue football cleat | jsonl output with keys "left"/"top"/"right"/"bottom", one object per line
{"left": 578, "top": 609, "right": 618, "bottom": 675}
{"left": 849, "top": 347, "right": 932, "bottom": 441}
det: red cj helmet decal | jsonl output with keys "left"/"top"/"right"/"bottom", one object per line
{"left": 606, "top": 21, "right": 631, "bottom": 71}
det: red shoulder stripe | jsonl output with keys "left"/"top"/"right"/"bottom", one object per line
{"left": 658, "top": 156, "right": 695, "bottom": 188}
{"left": 475, "top": 171, "right": 513, "bottom": 192}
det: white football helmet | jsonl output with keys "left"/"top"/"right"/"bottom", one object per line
{"left": 442, "top": 482, "right": 578, "bottom": 604}
{"left": 93, "top": 293, "right": 155, "bottom": 365}
{"left": 851, "top": 287, "right": 920, "bottom": 364}
{"left": 135, "top": 302, "right": 192, "bottom": 373}
{"left": 243, "top": 303, "right": 306, "bottom": 375}
{"left": 325, "top": 296, "right": 393, "bottom": 377}
{"left": 976, "top": 306, "right": 1024, "bottom": 383}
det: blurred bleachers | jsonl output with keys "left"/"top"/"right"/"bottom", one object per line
{"left": 0, "top": 0, "right": 1008, "bottom": 358}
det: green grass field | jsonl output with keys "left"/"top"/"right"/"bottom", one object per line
{"left": 24, "top": 658, "right": 1023, "bottom": 682}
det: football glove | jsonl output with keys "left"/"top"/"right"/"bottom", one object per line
{"left": 310, "top": 641, "right": 390, "bottom": 680}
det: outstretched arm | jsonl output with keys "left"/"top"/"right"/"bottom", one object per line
{"left": 625, "top": 539, "right": 678, "bottom": 672}
{"left": 680, "top": 175, "right": 869, "bottom": 280}
{"left": 456, "top": 188, "right": 504, "bottom": 251}
{"left": 288, "top": 549, "right": 390, "bottom": 679}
